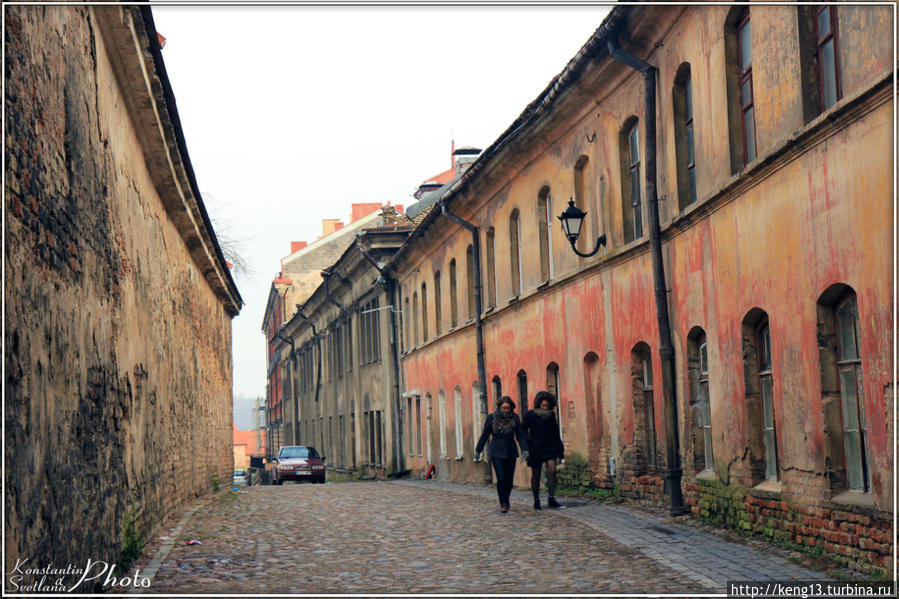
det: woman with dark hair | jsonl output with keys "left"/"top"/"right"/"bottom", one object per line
{"left": 523, "top": 390, "right": 565, "bottom": 509}
{"left": 475, "top": 396, "right": 529, "bottom": 513}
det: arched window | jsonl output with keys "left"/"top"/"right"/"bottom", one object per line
{"left": 434, "top": 271, "right": 442, "bottom": 336}
{"left": 725, "top": 6, "right": 756, "bottom": 171}
{"left": 673, "top": 63, "right": 697, "bottom": 209}
{"left": 412, "top": 290, "right": 419, "bottom": 347}
{"left": 454, "top": 386, "right": 464, "bottom": 458}
{"left": 742, "top": 308, "right": 778, "bottom": 484}
{"left": 817, "top": 284, "right": 869, "bottom": 493}
{"left": 466, "top": 244, "right": 475, "bottom": 320}
{"left": 537, "top": 186, "right": 553, "bottom": 281}
{"left": 619, "top": 118, "right": 643, "bottom": 242}
{"left": 546, "top": 362, "right": 563, "bottom": 442}
{"left": 517, "top": 369, "right": 528, "bottom": 410}
{"left": 420, "top": 282, "right": 428, "bottom": 342}
{"left": 438, "top": 389, "right": 447, "bottom": 458}
{"left": 485, "top": 227, "right": 497, "bottom": 308}
{"left": 631, "top": 343, "right": 657, "bottom": 472}
{"left": 472, "top": 381, "right": 483, "bottom": 444}
{"left": 688, "top": 327, "right": 714, "bottom": 473}
{"left": 403, "top": 296, "right": 410, "bottom": 351}
{"left": 510, "top": 209, "right": 522, "bottom": 296}
{"left": 492, "top": 375, "right": 503, "bottom": 409}
{"left": 449, "top": 258, "right": 458, "bottom": 328}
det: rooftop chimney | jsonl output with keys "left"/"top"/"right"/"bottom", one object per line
{"left": 453, "top": 146, "right": 481, "bottom": 176}
{"left": 290, "top": 241, "right": 307, "bottom": 254}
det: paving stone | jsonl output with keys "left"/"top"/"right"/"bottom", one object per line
{"left": 129, "top": 480, "right": 832, "bottom": 594}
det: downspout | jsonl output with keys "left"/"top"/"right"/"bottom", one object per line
{"left": 357, "top": 242, "right": 405, "bottom": 475}
{"left": 274, "top": 332, "right": 297, "bottom": 445}
{"left": 439, "top": 200, "right": 492, "bottom": 485}
{"left": 606, "top": 38, "right": 687, "bottom": 516}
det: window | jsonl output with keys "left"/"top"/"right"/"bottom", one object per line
{"left": 466, "top": 245, "right": 475, "bottom": 320}
{"left": 632, "top": 343, "right": 656, "bottom": 472}
{"left": 620, "top": 119, "right": 643, "bottom": 242}
{"left": 438, "top": 390, "right": 447, "bottom": 458}
{"left": 537, "top": 186, "right": 553, "bottom": 281}
{"left": 486, "top": 228, "right": 497, "bottom": 308}
{"left": 472, "top": 382, "right": 483, "bottom": 445}
{"left": 743, "top": 309, "right": 778, "bottom": 484}
{"left": 674, "top": 63, "right": 697, "bottom": 209}
{"left": 454, "top": 387, "right": 464, "bottom": 458}
{"left": 412, "top": 291, "right": 419, "bottom": 347}
{"left": 407, "top": 397, "right": 414, "bottom": 456}
{"left": 758, "top": 322, "right": 777, "bottom": 480}
{"left": 815, "top": 5, "right": 842, "bottom": 111}
{"left": 738, "top": 8, "right": 756, "bottom": 164}
{"left": 517, "top": 369, "right": 528, "bottom": 410}
{"left": 546, "top": 362, "right": 563, "bottom": 442}
{"left": 699, "top": 340, "right": 713, "bottom": 471}
{"left": 725, "top": 7, "right": 756, "bottom": 172}
{"left": 817, "top": 285, "right": 869, "bottom": 493}
{"left": 415, "top": 396, "right": 422, "bottom": 456}
{"left": 421, "top": 282, "right": 428, "bottom": 342}
{"left": 434, "top": 271, "right": 442, "bottom": 335}
{"left": 404, "top": 297, "right": 410, "bottom": 351}
{"left": 492, "top": 375, "right": 502, "bottom": 409}
{"left": 449, "top": 259, "right": 458, "bottom": 327}
{"left": 510, "top": 209, "right": 522, "bottom": 296}
{"left": 688, "top": 327, "right": 714, "bottom": 474}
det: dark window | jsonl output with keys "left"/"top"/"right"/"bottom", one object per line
{"left": 449, "top": 259, "right": 458, "bottom": 327}
{"left": 434, "top": 272, "right": 442, "bottom": 335}
{"left": 466, "top": 245, "right": 475, "bottom": 319}
{"left": 674, "top": 64, "right": 697, "bottom": 209}
{"left": 510, "top": 210, "right": 522, "bottom": 295}
{"left": 816, "top": 5, "right": 842, "bottom": 111}
{"left": 421, "top": 282, "right": 428, "bottom": 342}
{"left": 628, "top": 124, "right": 644, "bottom": 239}
{"left": 738, "top": 8, "right": 756, "bottom": 164}
{"left": 486, "top": 228, "right": 497, "bottom": 309}
{"left": 758, "top": 322, "right": 778, "bottom": 481}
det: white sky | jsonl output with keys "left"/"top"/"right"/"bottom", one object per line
{"left": 151, "top": 5, "right": 611, "bottom": 413}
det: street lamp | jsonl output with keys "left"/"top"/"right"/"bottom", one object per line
{"left": 558, "top": 198, "right": 606, "bottom": 257}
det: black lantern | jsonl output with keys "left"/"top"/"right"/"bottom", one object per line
{"left": 558, "top": 197, "right": 606, "bottom": 257}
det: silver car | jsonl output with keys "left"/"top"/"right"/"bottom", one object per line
{"left": 232, "top": 469, "right": 249, "bottom": 486}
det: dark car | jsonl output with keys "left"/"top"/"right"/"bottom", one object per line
{"left": 272, "top": 446, "right": 326, "bottom": 485}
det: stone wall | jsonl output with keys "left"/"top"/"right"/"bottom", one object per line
{"left": 4, "top": 5, "right": 238, "bottom": 589}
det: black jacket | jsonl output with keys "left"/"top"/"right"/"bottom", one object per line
{"left": 522, "top": 410, "right": 565, "bottom": 461}
{"left": 475, "top": 413, "right": 528, "bottom": 459}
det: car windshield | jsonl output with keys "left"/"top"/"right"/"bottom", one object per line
{"left": 233, "top": 470, "right": 246, "bottom": 476}
{"left": 279, "top": 447, "right": 318, "bottom": 459}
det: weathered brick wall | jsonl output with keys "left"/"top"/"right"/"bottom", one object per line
{"left": 5, "top": 5, "right": 235, "bottom": 587}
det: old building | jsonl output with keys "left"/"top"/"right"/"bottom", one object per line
{"left": 263, "top": 203, "right": 404, "bottom": 457}
{"left": 387, "top": 4, "right": 893, "bottom": 572}
{"left": 5, "top": 4, "right": 242, "bottom": 585}
{"left": 272, "top": 207, "right": 412, "bottom": 477}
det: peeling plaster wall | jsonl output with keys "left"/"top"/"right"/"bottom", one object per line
{"left": 5, "top": 5, "right": 234, "bottom": 582}
{"left": 394, "top": 4, "right": 892, "bottom": 567}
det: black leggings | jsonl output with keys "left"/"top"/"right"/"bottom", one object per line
{"left": 491, "top": 457, "right": 517, "bottom": 506}
{"left": 530, "top": 459, "right": 558, "bottom": 497}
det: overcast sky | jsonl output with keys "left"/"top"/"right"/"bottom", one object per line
{"left": 150, "top": 5, "right": 611, "bottom": 422}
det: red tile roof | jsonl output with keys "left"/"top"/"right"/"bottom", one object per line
{"left": 423, "top": 167, "right": 456, "bottom": 186}
{"left": 233, "top": 424, "right": 266, "bottom": 456}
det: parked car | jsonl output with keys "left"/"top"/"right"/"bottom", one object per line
{"left": 232, "top": 469, "right": 248, "bottom": 486}
{"left": 271, "top": 446, "right": 326, "bottom": 485}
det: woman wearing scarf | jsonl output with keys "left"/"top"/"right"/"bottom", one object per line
{"left": 523, "top": 391, "right": 565, "bottom": 510}
{"left": 474, "top": 396, "right": 529, "bottom": 513}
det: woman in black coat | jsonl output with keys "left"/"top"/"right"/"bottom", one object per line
{"left": 475, "top": 396, "right": 529, "bottom": 513}
{"left": 523, "top": 391, "right": 565, "bottom": 509}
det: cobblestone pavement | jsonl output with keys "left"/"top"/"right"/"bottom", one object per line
{"left": 130, "top": 480, "right": 830, "bottom": 595}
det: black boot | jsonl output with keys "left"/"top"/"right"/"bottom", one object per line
{"left": 547, "top": 496, "right": 561, "bottom": 509}
{"left": 533, "top": 497, "right": 542, "bottom": 510}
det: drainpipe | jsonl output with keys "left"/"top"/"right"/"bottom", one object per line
{"left": 357, "top": 242, "right": 405, "bottom": 475}
{"left": 439, "top": 201, "right": 492, "bottom": 485}
{"left": 274, "top": 332, "right": 297, "bottom": 445}
{"left": 606, "top": 38, "right": 687, "bottom": 516}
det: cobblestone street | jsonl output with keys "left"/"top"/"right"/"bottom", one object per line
{"left": 131, "top": 480, "right": 831, "bottom": 594}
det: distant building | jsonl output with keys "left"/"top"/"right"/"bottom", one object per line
{"left": 262, "top": 203, "right": 405, "bottom": 456}
{"left": 233, "top": 424, "right": 267, "bottom": 470}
